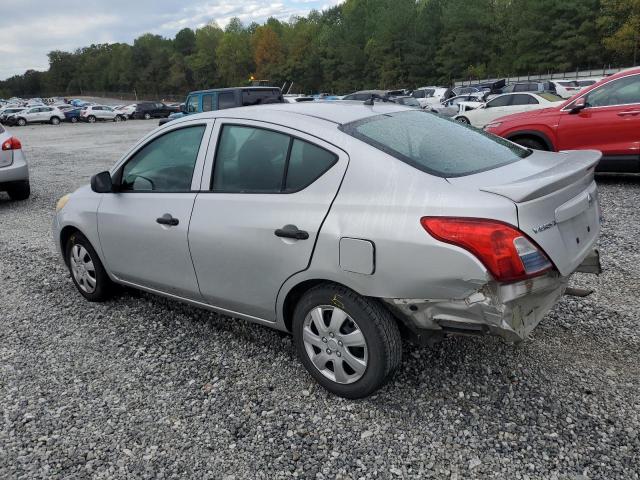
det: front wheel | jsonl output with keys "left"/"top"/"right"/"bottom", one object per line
{"left": 70, "top": 117, "right": 78, "bottom": 123}
{"left": 17, "top": 118, "right": 26, "bottom": 126}
{"left": 144, "top": 113, "right": 151, "bottom": 120}
{"left": 114, "top": 115, "right": 123, "bottom": 122}
{"left": 455, "top": 116, "right": 470, "bottom": 124}
{"left": 65, "top": 232, "right": 114, "bottom": 301}
{"left": 511, "top": 137, "right": 547, "bottom": 151}
{"left": 293, "top": 284, "right": 402, "bottom": 398}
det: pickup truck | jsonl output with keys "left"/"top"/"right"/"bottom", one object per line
{"left": 159, "top": 87, "right": 284, "bottom": 126}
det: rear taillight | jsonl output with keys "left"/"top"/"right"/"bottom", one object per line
{"left": 420, "top": 217, "right": 552, "bottom": 282}
{"left": 1, "top": 136, "right": 21, "bottom": 150}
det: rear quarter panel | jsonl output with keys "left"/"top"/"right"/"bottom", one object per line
{"left": 277, "top": 138, "right": 520, "bottom": 324}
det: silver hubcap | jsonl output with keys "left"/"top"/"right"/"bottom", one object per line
{"left": 302, "top": 305, "right": 368, "bottom": 384}
{"left": 70, "top": 245, "right": 97, "bottom": 293}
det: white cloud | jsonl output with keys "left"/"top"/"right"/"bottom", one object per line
{"left": 0, "top": 0, "right": 338, "bottom": 80}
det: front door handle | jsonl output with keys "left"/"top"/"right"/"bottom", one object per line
{"left": 156, "top": 213, "right": 179, "bottom": 226}
{"left": 618, "top": 110, "right": 640, "bottom": 116}
{"left": 275, "top": 224, "right": 309, "bottom": 240}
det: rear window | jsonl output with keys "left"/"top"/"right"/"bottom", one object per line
{"left": 340, "top": 110, "right": 530, "bottom": 178}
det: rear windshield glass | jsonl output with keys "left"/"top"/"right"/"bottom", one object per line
{"left": 340, "top": 110, "right": 530, "bottom": 177}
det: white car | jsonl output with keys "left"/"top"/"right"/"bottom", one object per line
{"left": 431, "top": 94, "right": 485, "bottom": 117}
{"left": 412, "top": 86, "right": 451, "bottom": 108}
{"left": 9, "top": 106, "right": 65, "bottom": 126}
{"left": 80, "top": 105, "right": 127, "bottom": 123}
{"left": 114, "top": 104, "right": 136, "bottom": 119}
{"left": 550, "top": 80, "right": 582, "bottom": 99}
{"left": 455, "top": 92, "right": 564, "bottom": 129}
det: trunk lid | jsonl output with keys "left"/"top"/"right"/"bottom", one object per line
{"left": 448, "top": 149, "right": 602, "bottom": 276}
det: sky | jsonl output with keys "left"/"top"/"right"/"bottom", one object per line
{"left": 0, "top": 0, "right": 340, "bottom": 80}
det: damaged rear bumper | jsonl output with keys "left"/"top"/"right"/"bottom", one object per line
{"left": 384, "top": 249, "right": 600, "bottom": 343}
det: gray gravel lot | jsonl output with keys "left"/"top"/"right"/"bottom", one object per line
{"left": 1, "top": 120, "right": 639, "bottom": 479}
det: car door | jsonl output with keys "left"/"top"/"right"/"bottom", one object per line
{"left": 97, "top": 120, "right": 213, "bottom": 298}
{"left": 101, "top": 106, "right": 114, "bottom": 119}
{"left": 469, "top": 95, "right": 512, "bottom": 127}
{"left": 558, "top": 73, "right": 640, "bottom": 159}
{"left": 188, "top": 120, "right": 349, "bottom": 321}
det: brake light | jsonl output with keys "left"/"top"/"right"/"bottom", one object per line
{"left": 1, "top": 136, "right": 21, "bottom": 150}
{"left": 420, "top": 217, "right": 552, "bottom": 282}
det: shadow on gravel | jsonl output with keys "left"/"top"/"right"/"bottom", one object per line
{"left": 595, "top": 172, "right": 640, "bottom": 185}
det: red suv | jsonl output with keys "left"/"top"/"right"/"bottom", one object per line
{"left": 485, "top": 68, "right": 640, "bottom": 172}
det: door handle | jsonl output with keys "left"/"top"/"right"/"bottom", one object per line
{"left": 274, "top": 224, "right": 309, "bottom": 240}
{"left": 156, "top": 213, "right": 179, "bottom": 226}
{"left": 618, "top": 110, "right": 640, "bottom": 116}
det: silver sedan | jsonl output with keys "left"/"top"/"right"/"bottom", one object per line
{"left": 0, "top": 125, "right": 29, "bottom": 200}
{"left": 53, "top": 102, "right": 601, "bottom": 398}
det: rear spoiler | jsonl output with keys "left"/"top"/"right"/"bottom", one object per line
{"left": 480, "top": 150, "right": 601, "bottom": 202}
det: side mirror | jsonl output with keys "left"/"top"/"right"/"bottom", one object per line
{"left": 569, "top": 96, "right": 587, "bottom": 114}
{"left": 91, "top": 171, "right": 113, "bottom": 193}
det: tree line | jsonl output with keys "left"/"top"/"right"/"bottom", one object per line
{"left": 0, "top": 0, "right": 638, "bottom": 98}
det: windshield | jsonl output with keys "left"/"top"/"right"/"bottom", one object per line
{"left": 340, "top": 110, "right": 531, "bottom": 177}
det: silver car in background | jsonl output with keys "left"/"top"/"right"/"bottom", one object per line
{"left": 0, "top": 125, "right": 29, "bottom": 200}
{"left": 53, "top": 103, "right": 601, "bottom": 398}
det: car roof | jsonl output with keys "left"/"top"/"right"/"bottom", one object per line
{"left": 190, "top": 86, "right": 280, "bottom": 95}
{"left": 180, "top": 101, "right": 413, "bottom": 126}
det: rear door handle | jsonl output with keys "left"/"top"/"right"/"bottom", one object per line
{"left": 156, "top": 213, "right": 179, "bottom": 226}
{"left": 275, "top": 224, "right": 309, "bottom": 240}
{"left": 618, "top": 110, "right": 640, "bottom": 116}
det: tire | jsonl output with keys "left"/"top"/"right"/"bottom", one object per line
{"left": 511, "top": 136, "right": 547, "bottom": 151}
{"left": 70, "top": 117, "right": 78, "bottom": 123}
{"left": 7, "top": 181, "right": 30, "bottom": 200}
{"left": 88, "top": 115, "right": 96, "bottom": 123}
{"left": 50, "top": 116, "right": 60, "bottom": 125}
{"left": 292, "top": 284, "right": 402, "bottom": 399}
{"left": 144, "top": 113, "right": 151, "bottom": 120}
{"left": 65, "top": 231, "right": 114, "bottom": 301}
{"left": 114, "top": 115, "right": 122, "bottom": 122}
{"left": 455, "top": 116, "right": 470, "bottom": 124}
{"left": 17, "top": 118, "right": 26, "bottom": 126}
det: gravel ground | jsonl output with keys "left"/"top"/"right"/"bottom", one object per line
{"left": 0, "top": 120, "right": 639, "bottom": 479}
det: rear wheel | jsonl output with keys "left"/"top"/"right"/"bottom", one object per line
{"left": 70, "top": 117, "right": 78, "bottom": 123}
{"left": 293, "top": 284, "right": 402, "bottom": 398}
{"left": 511, "top": 136, "right": 548, "bottom": 151}
{"left": 7, "top": 181, "right": 30, "bottom": 200}
{"left": 65, "top": 232, "right": 114, "bottom": 301}
{"left": 87, "top": 115, "right": 96, "bottom": 123}
{"left": 455, "top": 116, "right": 470, "bottom": 124}
{"left": 144, "top": 112, "right": 151, "bottom": 120}
{"left": 50, "top": 116, "right": 60, "bottom": 125}
{"left": 114, "top": 115, "right": 122, "bottom": 122}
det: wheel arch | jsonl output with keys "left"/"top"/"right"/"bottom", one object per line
{"left": 506, "top": 129, "right": 555, "bottom": 151}
{"left": 59, "top": 225, "right": 82, "bottom": 266}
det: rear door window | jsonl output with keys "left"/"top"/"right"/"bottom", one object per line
{"left": 218, "top": 92, "right": 236, "bottom": 110}
{"left": 186, "top": 96, "right": 199, "bottom": 113}
{"left": 340, "top": 110, "right": 530, "bottom": 178}
{"left": 285, "top": 140, "right": 337, "bottom": 192}
{"left": 486, "top": 95, "right": 512, "bottom": 108}
{"left": 211, "top": 125, "right": 337, "bottom": 193}
{"left": 511, "top": 94, "right": 538, "bottom": 105}
{"left": 202, "top": 94, "right": 215, "bottom": 112}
